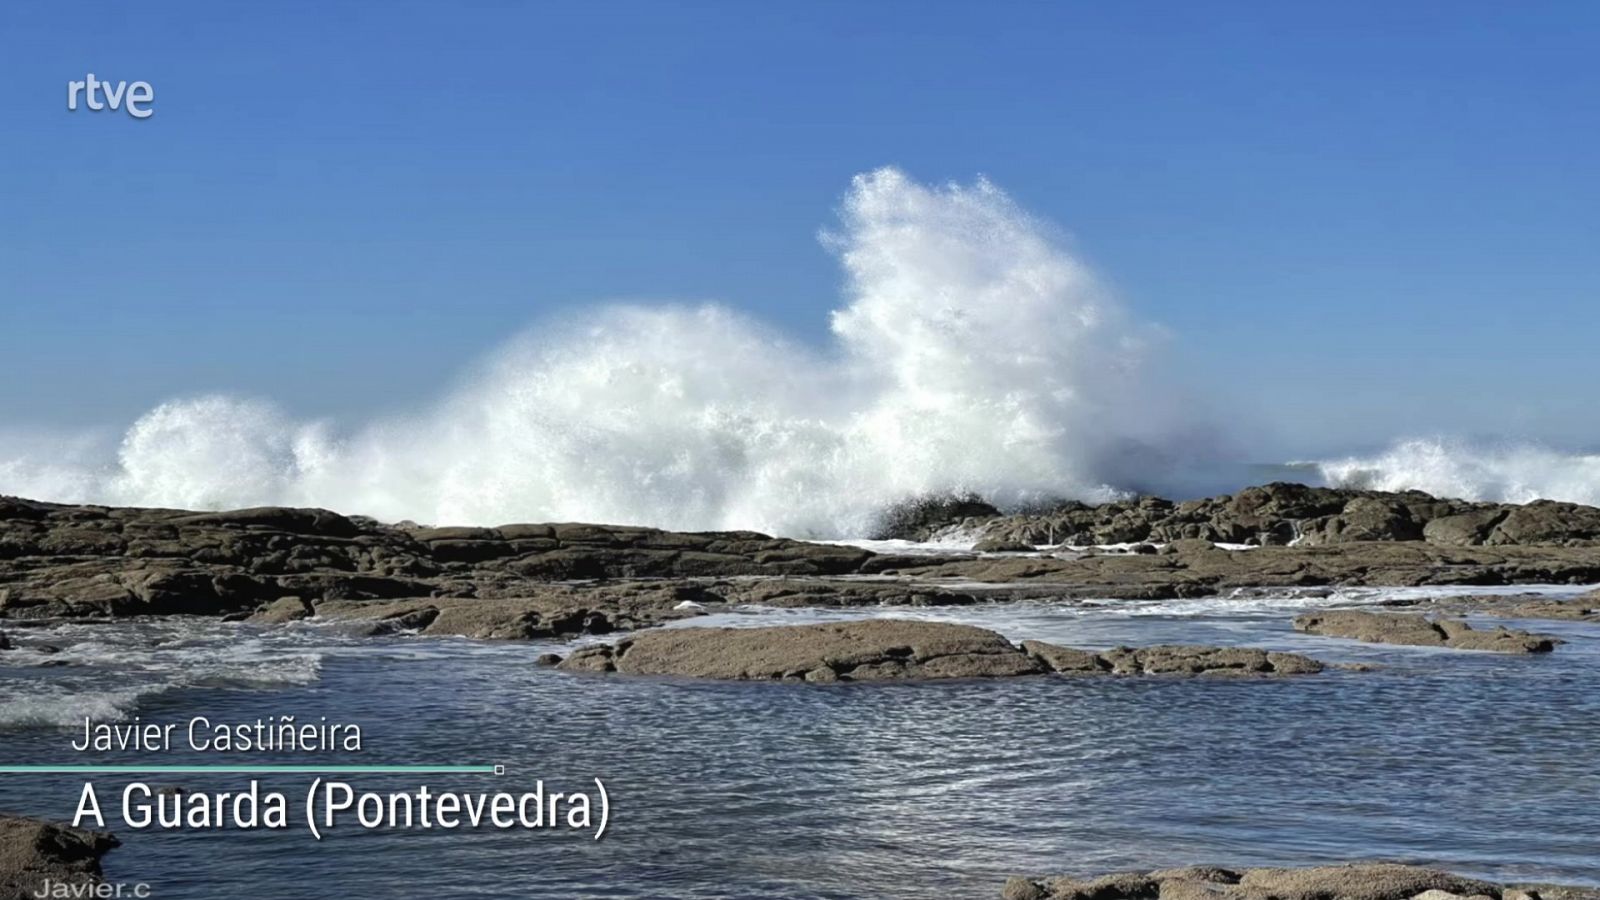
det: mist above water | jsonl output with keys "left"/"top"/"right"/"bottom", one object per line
{"left": 2, "top": 169, "right": 1596, "bottom": 535}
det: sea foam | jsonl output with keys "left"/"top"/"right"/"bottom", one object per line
{"left": 3, "top": 170, "right": 1597, "bottom": 536}
{"left": 1315, "top": 438, "right": 1600, "bottom": 507}
{"left": 0, "top": 169, "right": 1213, "bottom": 537}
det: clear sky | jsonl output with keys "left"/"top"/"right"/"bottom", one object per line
{"left": 3, "top": 1, "right": 1597, "bottom": 458}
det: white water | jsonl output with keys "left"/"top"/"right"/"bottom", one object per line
{"left": 2, "top": 170, "right": 1598, "bottom": 535}
{"left": 0, "top": 169, "right": 1215, "bottom": 537}
{"left": 1316, "top": 438, "right": 1600, "bottom": 507}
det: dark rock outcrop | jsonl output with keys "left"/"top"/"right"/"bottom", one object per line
{"left": 871, "top": 493, "right": 1002, "bottom": 541}
{"left": 927, "top": 482, "right": 1600, "bottom": 549}
{"left": 1293, "top": 609, "right": 1560, "bottom": 653}
{"left": 0, "top": 815, "right": 118, "bottom": 899}
{"left": 0, "top": 496, "right": 871, "bottom": 622}
{"left": 4, "top": 492, "right": 1599, "bottom": 630}
{"left": 554, "top": 620, "right": 1325, "bottom": 682}
{"left": 1001, "top": 863, "right": 1600, "bottom": 900}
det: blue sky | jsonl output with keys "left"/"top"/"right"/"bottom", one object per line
{"left": 3, "top": 1, "right": 1597, "bottom": 457}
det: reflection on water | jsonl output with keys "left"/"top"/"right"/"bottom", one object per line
{"left": 1, "top": 588, "right": 1597, "bottom": 899}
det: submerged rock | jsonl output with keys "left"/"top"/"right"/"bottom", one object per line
{"left": 1293, "top": 609, "right": 1559, "bottom": 653}
{"left": 554, "top": 620, "right": 1326, "bottom": 682}
{"left": 1002, "top": 862, "right": 1600, "bottom": 900}
{"left": 0, "top": 814, "right": 118, "bottom": 899}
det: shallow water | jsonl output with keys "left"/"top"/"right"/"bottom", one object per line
{"left": 2, "top": 586, "right": 1597, "bottom": 899}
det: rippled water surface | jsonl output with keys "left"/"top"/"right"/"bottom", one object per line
{"left": 2, "top": 586, "right": 1597, "bottom": 899}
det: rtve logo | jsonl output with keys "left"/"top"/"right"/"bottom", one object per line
{"left": 67, "top": 74, "right": 155, "bottom": 119}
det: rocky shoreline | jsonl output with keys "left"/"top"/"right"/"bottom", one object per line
{"left": 4, "top": 486, "right": 1600, "bottom": 642}
{"left": 889, "top": 482, "right": 1600, "bottom": 548}
{"left": 1292, "top": 609, "right": 1560, "bottom": 653}
{"left": 5, "top": 485, "right": 1600, "bottom": 896}
{"left": 549, "top": 619, "right": 1328, "bottom": 681}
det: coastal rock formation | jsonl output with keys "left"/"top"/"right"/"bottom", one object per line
{"left": 1398, "top": 587, "right": 1600, "bottom": 622}
{"left": 0, "top": 496, "right": 871, "bottom": 622}
{"left": 898, "top": 537, "right": 1600, "bottom": 599}
{"left": 554, "top": 620, "right": 1325, "bottom": 681}
{"left": 1090, "top": 644, "right": 1324, "bottom": 676}
{"left": 911, "top": 482, "right": 1600, "bottom": 549}
{"left": 1292, "top": 609, "right": 1559, "bottom": 653}
{"left": 4, "top": 492, "right": 1600, "bottom": 629}
{"left": 0, "top": 815, "right": 118, "bottom": 899}
{"left": 1000, "top": 863, "right": 1600, "bottom": 900}
{"left": 871, "top": 493, "right": 1002, "bottom": 542}
{"left": 558, "top": 620, "right": 1047, "bottom": 682}
{"left": 311, "top": 584, "right": 718, "bottom": 639}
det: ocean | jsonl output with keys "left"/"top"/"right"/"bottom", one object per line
{"left": 3, "top": 585, "right": 1596, "bottom": 899}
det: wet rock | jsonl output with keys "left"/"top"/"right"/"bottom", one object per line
{"left": 1293, "top": 609, "right": 1559, "bottom": 653}
{"left": 1019, "top": 640, "right": 1321, "bottom": 677}
{"left": 558, "top": 620, "right": 1047, "bottom": 682}
{"left": 1002, "top": 876, "right": 1049, "bottom": 900}
{"left": 972, "top": 538, "right": 1037, "bottom": 553}
{"left": 249, "top": 595, "right": 315, "bottom": 624}
{"left": 872, "top": 493, "right": 1002, "bottom": 541}
{"left": 1019, "top": 640, "right": 1106, "bottom": 673}
{"left": 558, "top": 621, "right": 1327, "bottom": 682}
{"left": 314, "top": 584, "right": 711, "bottom": 641}
{"left": 1099, "top": 644, "right": 1324, "bottom": 676}
{"left": 1003, "top": 863, "right": 1598, "bottom": 900}
{"left": 0, "top": 630, "right": 9, "bottom": 651}
{"left": 0, "top": 814, "right": 118, "bottom": 899}
{"left": 943, "top": 482, "right": 1600, "bottom": 551}
{"left": 1396, "top": 593, "right": 1600, "bottom": 623}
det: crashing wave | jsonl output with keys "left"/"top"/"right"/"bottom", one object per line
{"left": 1315, "top": 438, "right": 1600, "bottom": 506}
{"left": 0, "top": 169, "right": 1216, "bottom": 537}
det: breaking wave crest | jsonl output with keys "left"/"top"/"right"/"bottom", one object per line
{"left": 4, "top": 170, "right": 1597, "bottom": 534}
{"left": 1315, "top": 438, "right": 1600, "bottom": 506}
{"left": 0, "top": 168, "right": 1217, "bottom": 537}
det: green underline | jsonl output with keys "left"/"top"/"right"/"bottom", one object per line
{"left": 0, "top": 765, "right": 499, "bottom": 775}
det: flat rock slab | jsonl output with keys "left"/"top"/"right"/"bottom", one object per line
{"left": 1293, "top": 609, "right": 1559, "bottom": 653}
{"left": 559, "top": 619, "right": 1044, "bottom": 682}
{"left": 555, "top": 620, "right": 1325, "bottom": 682}
{"left": 1002, "top": 863, "right": 1600, "bottom": 900}
{"left": 0, "top": 814, "right": 118, "bottom": 899}
{"left": 1404, "top": 591, "right": 1600, "bottom": 622}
